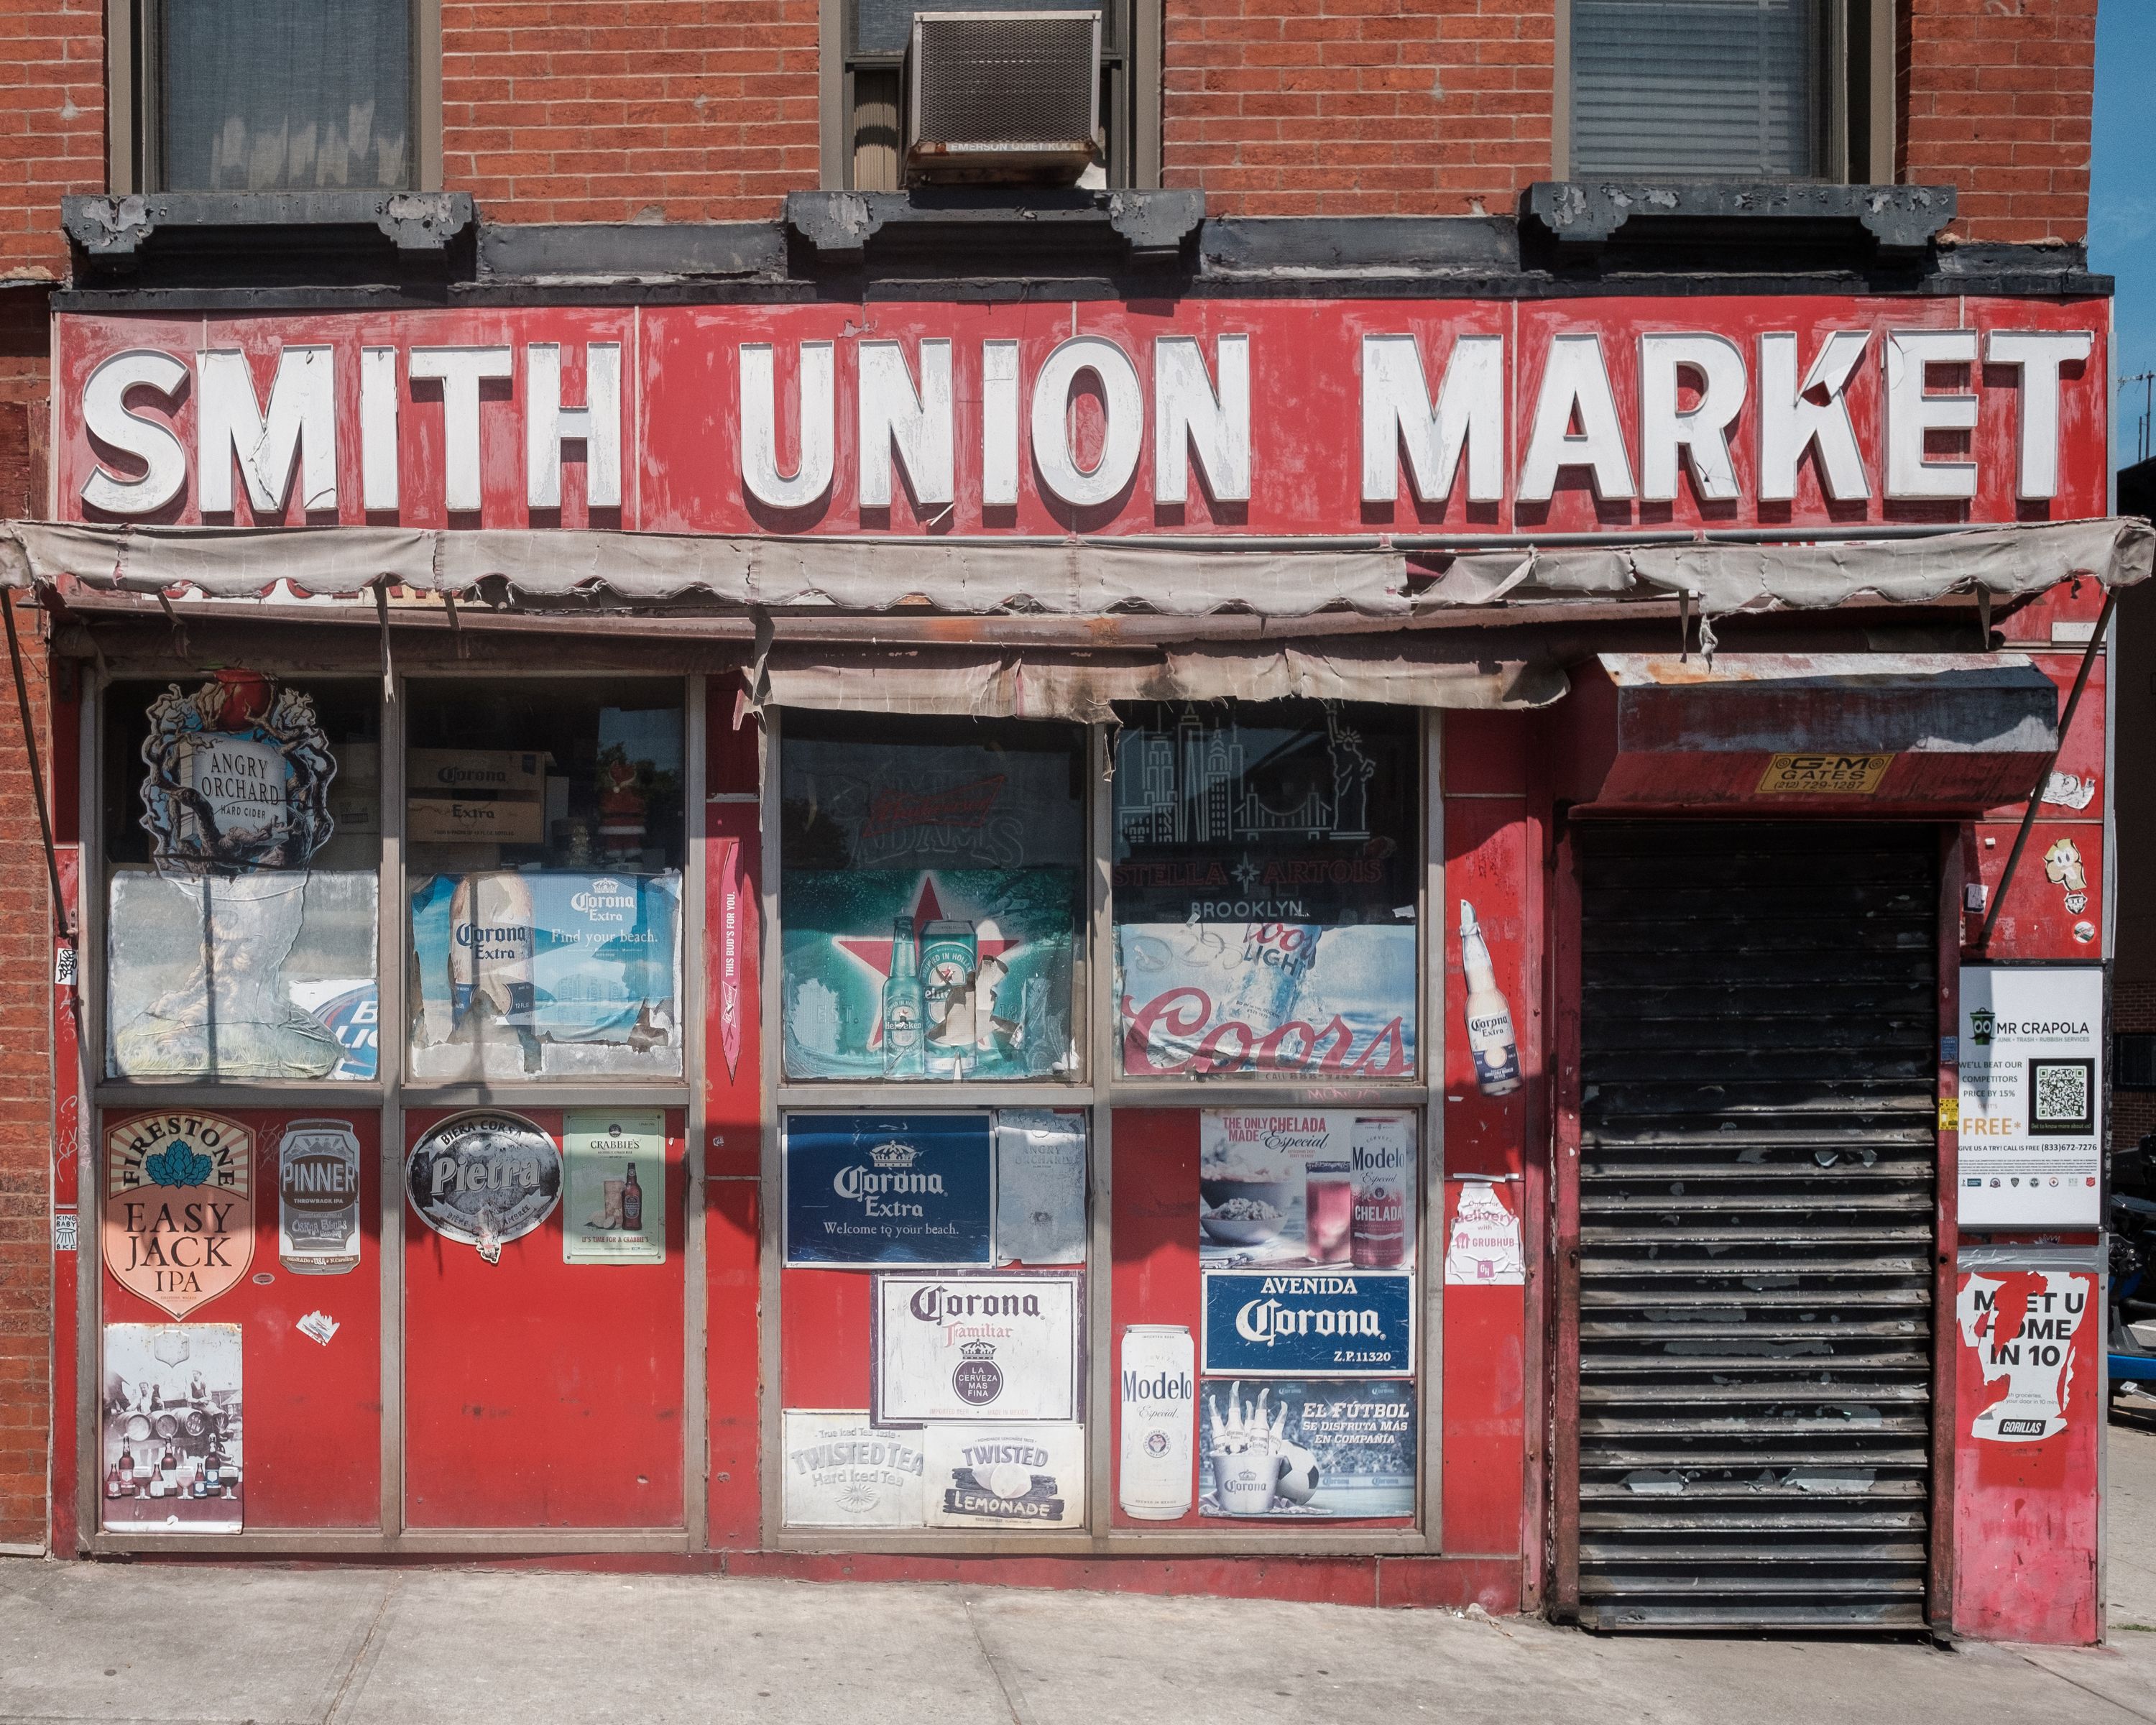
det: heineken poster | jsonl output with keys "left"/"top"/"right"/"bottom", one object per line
{"left": 1111, "top": 702, "right": 1419, "bottom": 1080}
{"left": 1200, "top": 1271, "right": 1415, "bottom": 1377}
{"left": 872, "top": 1271, "right": 1084, "bottom": 1425}
{"left": 785, "top": 1114, "right": 994, "bottom": 1268}
{"left": 924, "top": 1422, "right": 1087, "bottom": 1528}
{"left": 1199, "top": 1378, "right": 1416, "bottom": 1521}
{"left": 781, "top": 1411, "right": 927, "bottom": 1528}
{"left": 563, "top": 1109, "right": 666, "bottom": 1265}
{"left": 780, "top": 870, "right": 1077, "bottom": 1082}
{"left": 101, "top": 1323, "right": 243, "bottom": 1533}
{"left": 408, "top": 870, "right": 683, "bottom": 1080}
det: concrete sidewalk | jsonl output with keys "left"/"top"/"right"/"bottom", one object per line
{"left": 2, "top": 1419, "right": 2152, "bottom": 1725}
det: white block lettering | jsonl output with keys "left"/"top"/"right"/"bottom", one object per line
{"left": 740, "top": 341, "right": 835, "bottom": 510}
{"left": 79, "top": 349, "right": 189, "bottom": 515}
{"left": 1359, "top": 333, "right": 1503, "bottom": 505}
{"left": 409, "top": 346, "right": 514, "bottom": 512}
{"left": 197, "top": 346, "right": 338, "bottom": 515}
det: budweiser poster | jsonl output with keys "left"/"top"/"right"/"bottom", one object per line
{"left": 924, "top": 1422, "right": 1087, "bottom": 1528}
{"left": 103, "top": 1112, "right": 255, "bottom": 1319}
{"left": 872, "top": 1271, "right": 1084, "bottom": 1425}
{"left": 101, "top": 1323, "right": 243, "bottom": 1533}
{"left": 1112, "top": 704, "right": 1417, "bottom": 1078}
{"left": 784, "top": 1113, "right": 995, "bottom": 1268}
{"left": 1199, "top": 1378, "right": 1416, "bottom": 1521}
{"left": 780, "top": 724, "right": 1082, "bottom": 1083}
{"left": 781, "top": 1411, "right": 927, "bottom": 1528}
{"left": 1198, "top": 1111, "right": 1418, "bottom": 1273}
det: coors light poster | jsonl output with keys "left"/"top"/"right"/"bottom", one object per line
{"left": 780, "top": 724, "right": 1082, "bottom": 1082}
{"left": 1112, "top": 704, "right": 1417, "bottom": 1077}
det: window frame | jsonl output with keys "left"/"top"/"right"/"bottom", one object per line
{"left": 819, "top": 0, "right": 1163, "bottom": 191}
{"left": 105, "top": 0, "right": 443, "bottom": 196}
{"left": 1554, "top": 0, "right": 1896, "bottom": 185}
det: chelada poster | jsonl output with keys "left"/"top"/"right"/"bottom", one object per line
{"left": 1200, "top": 1378, "right": 1415, "bottom": 1520}
{"left": 1112, "top": 704, "right": 1417, "bottom": 1079}
{"left": 872, "top": 1271, "right": 1084, "bottom": 1425}
{"left": 103, "top": 1112, "right": 255, "bottom": 1318}
{"left": 405, "top": 1111, "right": 562, "bottom": 1263}
{"left": 781, "top": 1411, "right": 926, "bottom": 1528}
{"left": 1957, "top": 966, "right": 2104, "bottom": 1228}
{"left": 1198, "top": 1111, "right": 1418, "bottom": 1273}
{"left": 785, "top": 1114, "right": 994, "bottom": 1268}
{"left": 924, "top": 1422, "right": 1087, "bottom": 1528}
{"left": 111, "top": 670, "right": 363, "bottom": 1082}
{"left": 101, "top": 1323, "right": 243, "bottom": 1533}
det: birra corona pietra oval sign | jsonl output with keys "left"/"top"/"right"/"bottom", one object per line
{"left": 103, "top": 1113, "right": 256, "bottom": 1319}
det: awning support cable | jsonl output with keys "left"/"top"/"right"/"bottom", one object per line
{"left": 1976, "top": 590, "right": 2116, "bottom": 952}
{"left": 3, "top": 594, "right": 73, "bottom": 939}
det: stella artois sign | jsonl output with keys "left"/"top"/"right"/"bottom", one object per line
{"left": 104, "top": 1113, "right": 256, "bottom": 1318}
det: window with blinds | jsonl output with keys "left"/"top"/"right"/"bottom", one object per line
{"left": 150, "top": 0, "right": 415, "bottom": 193}
{"left": 1570, "top": 0, "right": 1827, "bottom": 181}
{"left": 844, "top": 0, "right": 1130, "bottom": 188}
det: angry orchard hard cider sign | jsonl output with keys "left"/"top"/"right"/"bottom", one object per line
{"left": 104, "top": 1113, "right": 256, "bottom": 1319}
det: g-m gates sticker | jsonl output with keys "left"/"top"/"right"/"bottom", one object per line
{"left": 1200, "top": 1271, "right": 1414, "bottom": 1376}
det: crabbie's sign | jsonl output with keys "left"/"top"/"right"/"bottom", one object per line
{"left": 55, "top": 297, "right": 2105, "bottom": 543}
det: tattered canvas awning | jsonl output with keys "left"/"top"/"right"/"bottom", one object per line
{"left": 1, "top": 516, "right": 2148, "bottom": 617}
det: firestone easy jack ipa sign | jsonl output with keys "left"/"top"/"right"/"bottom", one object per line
{"left": 104, "top": 1113, "right": 255, "bottom": 1318}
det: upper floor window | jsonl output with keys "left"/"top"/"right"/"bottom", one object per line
{"left": 1569, "top": 0, "right": 1881, "bottom": 181}
{"left": 840, "top": 0, "right": 1137, "bottom": 190}
{"left": 137, "top": 0, "right": 414, "bottom": 191}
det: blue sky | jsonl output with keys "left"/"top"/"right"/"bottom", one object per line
{"left": 2093, "top": 0, "right": 2156, "bottom": 471}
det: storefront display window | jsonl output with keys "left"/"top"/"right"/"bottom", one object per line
{"left": 778, "top": 714, "right": 1085, "bottom": 1082}
{"left": 779, "top": 1110, "right": 1091, "bottom": 1533}
{"left": 404, "top": 680, "right": 686, "bottom": 1081}
{"left": 1111, "top": 702, "right": 1420, "bottom": 1079}
{"left": 101, "top": 675, "right": 381, "bottom": 1082}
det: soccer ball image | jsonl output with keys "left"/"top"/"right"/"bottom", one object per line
{"left": 1273, "top": 1444, "right": 1322, "bottom": 1506}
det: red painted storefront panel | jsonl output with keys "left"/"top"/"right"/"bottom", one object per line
{"left": 1110, "top": 1108, "right": 1203, "bottom": 1531}
{"left": 402, "top": 1107, "right": 686, "bottom": 1529}
{"left": 1950, "top": 1266, "right": 2102, "bottom": 1643}
{"left": 98, "top": 1108, "right": 382, "bottom": 1529}
{"left": 1965, "top": 820, "right": 2104, "bottom": 960}
{"left": 705, "top": 690, "right": 765, "bottom": 1545}
{"left": 53, "top": 297, "right": 2110, "bottom": 539}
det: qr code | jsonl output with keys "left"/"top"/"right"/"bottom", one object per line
{"left": 2030, "top": 1059, "right": 2093, "bottom": 1132}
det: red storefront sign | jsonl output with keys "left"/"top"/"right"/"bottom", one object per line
{"left": 55, "top": 298, "right": 2105, "bottom": 538}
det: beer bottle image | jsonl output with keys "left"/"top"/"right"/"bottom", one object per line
{"left": 920, "top": 918, "right": 979, "bottom": 1077}
{"left": 1459, "top": 899, "right": 1523, "bottom": 1097}
{"left": 620, "top": 1162, "right": 642, "bottom": 1230}
{"left": 105, "top": 1463, "right": 123, "bottom": 1499}
{"left": 882, "top": 916, "right": 928, "bottom": 1077}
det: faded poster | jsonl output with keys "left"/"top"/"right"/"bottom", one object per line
{"left": 781, "top": 1411, "right": 927, "bottom": 1528}
{"left": 994, "top": 1110, "right": 1087, "bottom": 1266}
{"left": 1443, "top": 1180, "right": 1524, "bottom": 1287}
{"left": 101, "top": 1324, "right": 243, "bottom": 1533}
{"left": 562, "top": 1110, "right": 666, "bottom": 1265}
{"left": 408, "top": 871, "right": 683, "bottom": 1080}
{"left": 1957, "top": 1269, "right": 2093, "bottom": 1443}
{"left": 1198, "top": 1111, "right": 1417, "bottom": 1274}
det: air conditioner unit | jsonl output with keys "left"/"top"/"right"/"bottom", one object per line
{"left": 905, "top": 10, "right": 1102, "bottom": 186}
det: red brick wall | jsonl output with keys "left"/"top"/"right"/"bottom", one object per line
{"left": 0, "top": 2, "right": 103, "bottom": 284}
{"left": 1903, "top": 0, "right": 2094, "bottom": 244}
{"left": 1162, "top": 0, "right": 1554, "bottom": 215}
{"left": 0, "top": 302, "right": 53, "bottom": 1548}
{"left": 441, "top": 0, "right": 820, "bottom": 222}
